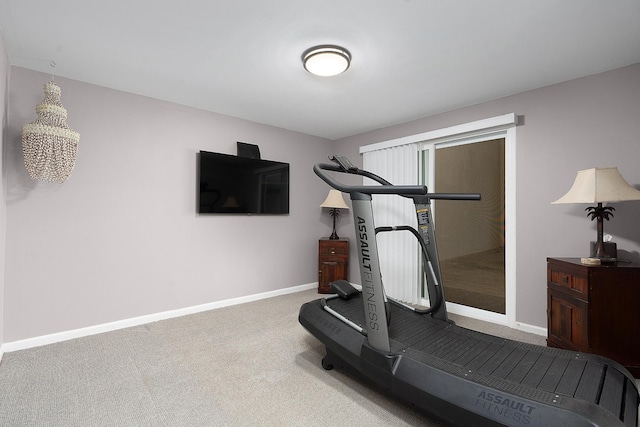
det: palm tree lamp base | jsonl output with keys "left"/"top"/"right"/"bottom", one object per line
{"left": 328, "top": 208, "right": 340, "bottom": 240}
{"left": 587, "top": 203, "right": 617, "bottom": 263}
{"left": 590, "top": 241, "right": 617, "bottom": 260}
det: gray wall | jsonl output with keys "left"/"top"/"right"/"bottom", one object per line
{"left": 4, "top": 66, "right": 333, "bottom": 342}
{"left": 334, "top": 63, "right": 640, "bottom": 328}
{"left": 0, "top": 32, "right": 8, "bottom": 349}
{"left": 2, "top": 54, "right": 639, "bottom": 344}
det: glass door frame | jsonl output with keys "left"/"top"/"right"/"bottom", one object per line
{"left": 359, "top": 113, "right": 517, "bottom": 326}
{"left": 417, "top": 116, "right": 517, "bottom": 326}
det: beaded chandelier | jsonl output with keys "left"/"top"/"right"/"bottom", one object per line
{"left": 21, "top": 81, "right": 80, "bottom": 183}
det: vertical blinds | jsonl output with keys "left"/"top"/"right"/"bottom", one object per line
{"left": 362, "top": 143, "right": 421, "bottom": 304}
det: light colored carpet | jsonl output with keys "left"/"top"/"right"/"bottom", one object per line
{"left": 0, "top": 289, "right": 560, "bottom": 426}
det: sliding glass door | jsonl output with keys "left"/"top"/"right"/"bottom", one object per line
{"left": 421, "top": 138, "right": 506, "bottom": 315}
{"left": 361, "top": 113, "right": 517, "bottom": 324}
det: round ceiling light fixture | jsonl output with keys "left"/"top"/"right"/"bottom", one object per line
{"left": 302, "top": 45, "right": 351, "bottom": 77}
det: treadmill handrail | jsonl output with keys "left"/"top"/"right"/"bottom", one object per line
{"left": 313, "top": 161, "right": 481, "bottom": 201}
{"left": 314, "top": 162, "right": 426, "bottom": 196}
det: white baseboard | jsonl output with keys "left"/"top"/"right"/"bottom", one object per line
{"left": 447, "top": 302, "right": 547, "bottom": 337}
{"left": 447, "top": 302, "right": 508, "bottom": 325}
{"left": 2, "top": 282, "right": 548, "bottom": 354}
{"left": 3, "top": 283, "right": 318, "bottom": 353}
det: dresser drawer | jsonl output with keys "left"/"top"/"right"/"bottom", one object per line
{"left": 549, "top": 268, "right": 588, "bottom": 296}
{"left": 547, "top": 257, "right": 640, "bottom": 377}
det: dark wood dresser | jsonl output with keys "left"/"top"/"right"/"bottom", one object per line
{"left": 318, "top": 238, "right": 349, "bottom": 293}
{"left": 547, "top": 257, "right": 640, "bottom": 377}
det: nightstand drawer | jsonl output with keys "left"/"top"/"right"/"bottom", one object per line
{"left": 319, "top": 244, "right": 348, "bottom": 256}
{"left": 549, "top": 269, "right": 588, "bottom": 296}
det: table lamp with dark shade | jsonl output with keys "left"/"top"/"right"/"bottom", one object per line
{"left": 552, "top": 167, "right": 640, "bottom": 262}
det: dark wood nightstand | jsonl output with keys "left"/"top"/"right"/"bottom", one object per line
{"left": 547, "top": 257, "right": 640, "bottom": 377}
{"left": 318, "top": 238, "right": 349, "bottom": 293}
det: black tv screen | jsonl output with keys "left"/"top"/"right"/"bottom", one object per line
{"left": 198, "top": 151, "right": 289, "bottom": 214}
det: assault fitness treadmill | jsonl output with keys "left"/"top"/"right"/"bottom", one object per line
{"left": 299, "top": 155, "right": 639, "bottom": 427}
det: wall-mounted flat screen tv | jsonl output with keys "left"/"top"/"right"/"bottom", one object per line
{"left": 198, "top": 151, "right": 290, "bottom": 214}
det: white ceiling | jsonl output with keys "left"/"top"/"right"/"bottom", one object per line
{"left": 1, "top": 1, "right": 639, "bottom": 140}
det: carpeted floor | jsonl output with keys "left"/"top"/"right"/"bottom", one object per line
{"left": 0, "top": 289, "right": 566, "bottom": 426}
{"left": 0, "top": 290, "right": 436, "bottom": 426}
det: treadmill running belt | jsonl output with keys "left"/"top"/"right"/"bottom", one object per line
{"left": 324, "top": 294, "right": 638, "bottom": 426}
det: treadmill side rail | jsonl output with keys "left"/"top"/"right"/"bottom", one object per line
{"left": 351, "top": 195, "right": 390, "bottom": 353}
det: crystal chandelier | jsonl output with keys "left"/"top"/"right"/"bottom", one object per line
{"left": 21, "top": 81, "right": 80, "bottom": 183}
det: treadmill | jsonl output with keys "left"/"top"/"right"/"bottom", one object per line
{"left": 299, "top": 156, "right": 639, "bottom": 427}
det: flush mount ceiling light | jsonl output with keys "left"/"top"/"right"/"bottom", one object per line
{"left": 302, "top": 45, "right": 351, "bottom": 77}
